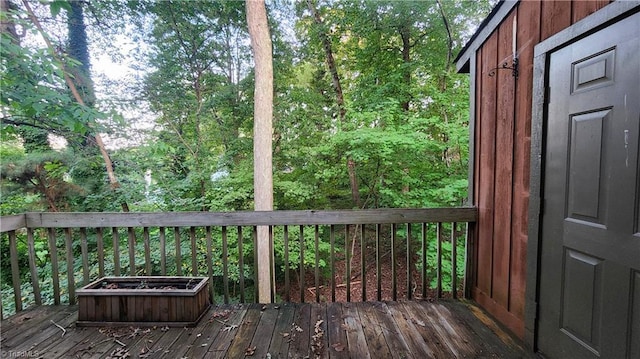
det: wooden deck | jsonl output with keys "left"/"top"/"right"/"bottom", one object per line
{"left": 0, "top": 300, "right": 534, "bottom": 358}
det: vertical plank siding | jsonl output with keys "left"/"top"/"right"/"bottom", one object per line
{"left": 476, "top": 30, "right": 498, "bottom": 299}
{"left": 0, "top": 208, "right": 475, "bottom": 319}
{"left": 510, "top": 0, "right": 540, "bottom": 322}
{"left": 540, "top": 0, "right": 572, "bottom": 41}
{"left": 468, "top": 0, "right": 612, "bottom": 339}
{"left": 571, "top": 0, "right": 610, "bottom": 23}
{"left": 492, "top": 10, "right": 516, "bottom": 309}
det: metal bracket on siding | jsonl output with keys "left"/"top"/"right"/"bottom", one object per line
{"left": 488, "top": 57, "right": 519, "bottom": 78}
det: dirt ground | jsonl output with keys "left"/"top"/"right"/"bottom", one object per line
{"left": 281, "top": 226, "right": 454, "bottom": 303}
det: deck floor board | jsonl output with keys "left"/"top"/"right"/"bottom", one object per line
{"left": 1, "top": 300, "right": 535, "bottom": 358}
{"left": 266, "top": 302, "right": 296, "bottom": 358}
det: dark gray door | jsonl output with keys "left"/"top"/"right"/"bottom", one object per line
{"left": 538, "top": 12, "right": 640, "bottom": 359}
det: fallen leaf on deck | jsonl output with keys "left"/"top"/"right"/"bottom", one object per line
{"left": 106, "top": 347, "right": 130, "bottom": 358}
{"left": 311, "top": 319, "right": 325, "bottom": 356}
{"left": 281, "top": 332, "right": 290, "bottom": 337}
{"left": 211, "top": 309, "right": 232, "bottom": 320}
{"left": 332, "top": 343, "right": 345, "bottom": 352}
{"left": 245, "top": 346, "right": 256, "bottom": 356}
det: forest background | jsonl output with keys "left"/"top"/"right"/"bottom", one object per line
{"left": 0, "top": 0, "right": 493, "bottom": 312}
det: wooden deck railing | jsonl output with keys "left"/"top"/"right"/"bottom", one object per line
{"left": 0, "top": 208, "right": 476, "bottom": 319}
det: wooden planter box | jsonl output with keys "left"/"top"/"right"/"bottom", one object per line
{"left": 76, "top": 276, "right": 210, "bottom": 327}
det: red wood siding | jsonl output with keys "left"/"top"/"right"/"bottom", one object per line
{"left": 477, "top": 31, "right": 497, "bottom": 299}
{"left": 471, "top": 0, "right": 612, "bottom": 339}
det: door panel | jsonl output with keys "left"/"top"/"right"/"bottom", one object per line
{"left": 567, "top": 109, "right": 609, "bottom": 223}
{"left": 560, "top": 249, "right": 603, "bottom": 352}
{"left": 538, "top": 12, "right": 640, "bottom": 359}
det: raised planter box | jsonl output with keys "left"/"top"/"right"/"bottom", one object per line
{"left": 76, "top": 276, "right": 210, "bottom": 327}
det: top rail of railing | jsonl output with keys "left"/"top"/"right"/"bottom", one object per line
{"left": 0, "top": 208, "right": 477, "bottom": 232}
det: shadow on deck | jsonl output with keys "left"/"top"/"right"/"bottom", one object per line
{"left": 0, "top": 299, "right": 534, "bottom": 359}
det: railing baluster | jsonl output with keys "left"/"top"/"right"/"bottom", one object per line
{"left": 391, "top": 223, "right": 397, "bottom": 301}
{"left": 48, "top": 228, "right": 61, "bottom": 304}
{"left": 314, "top": 225, "right": 320, "bottom": 303}
{"left": 299, "top": 225, "right": 305, "bottom": 303}
{"left": 27, "top": 229, "right": 42, "bottom": 305}
{"left": 143, "top": 227, "right": 151, "bottom": 275}
{"left": 174, "top": 227, "right": 182, "bottom": 276}
{"left": 464, "top": 222, "right": 476, "bottom": 299}
{"left": 222, "top": 226, "right": 229, "bottom": 304}
{"left": 451, "top": 222, "right": 458, "bottom": 299}
{"left": 159, "top": 227, "right": 166, "bottom": 275}
{"left": 79, "top": 228, "right": 89, "bottom": 285}
{"left": 345, "top": 225, "right": 351, "bottom": 302}
{"left": 8, "top": 231, "right": 22, "bottom": 312}
{"left": 112, "top": 227, "right": 120, "bottom": 276}
{"left": 128, "top": 227, "right": 136, "bottom": 276}
{"left": 330, "top": 225, "right": 336, "bottom": 302}
{"left": 64, "top": 228, "right": 75, "bottom": 305}
{"left": 421, "top": 223, "right": 427, "bottom": 299}
{"left": 269, "top": 225, "right": 275, "bottom": 303}
{"left": 238, "top": 226, "right": 245, "bottom": 303}
{"left": 205, "top": 226, "right": 214, "bottom": 301}
{"left": 190, "top": 227, "right": 197, "bottom": 276}
{"left": 406, "top": 223, "right": 412, "bottom": 300}
{"left": 437, "top": 222, "right": 443, "bottom": 299}
{"left": 361, "top": 224, "right": 366, "bottom": 302}
{"left": 96, "top": 228, "right": 104, "bottom": 278}
{"left": 376, "top": 224, "right": 382, "bottom": 301}
{"left": 284, "top": 225, "right": 290, "bottom": 302}
{"left": 253, "top": 226, "right": 258, "bottom": 303}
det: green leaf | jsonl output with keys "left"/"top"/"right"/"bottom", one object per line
{"left": 49, "top": 0, "right": 71, "bottom": 18}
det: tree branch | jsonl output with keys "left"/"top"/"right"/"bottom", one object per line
{"left": 435, "top": 0, "right": 453, "bottom": 70}
{"left": 21, "top": 0, "right": 126, "bottom": 210}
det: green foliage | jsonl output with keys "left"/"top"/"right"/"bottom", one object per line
{"left": 272, "top": 226, "right": 333, "bottom": 278}
{"left": 0, "top": 0, "right": 494, "bottom": 314}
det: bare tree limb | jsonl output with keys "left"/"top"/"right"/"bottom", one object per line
{"left": 435, "top": 0, "right": 453, "bottom": 71}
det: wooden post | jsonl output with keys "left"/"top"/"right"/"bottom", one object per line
{"left": 247, "top": 0, "right": 274, "bottom": 303}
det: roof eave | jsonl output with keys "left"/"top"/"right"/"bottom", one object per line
{"left": 454, "top": 0, "right": 519, "bottom": 73}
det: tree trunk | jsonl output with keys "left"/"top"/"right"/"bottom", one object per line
{"left": 347, "top": 158, "right": 361, "bottom": 208}
{"left": 67, "top": 0, "right": 95, "bottom": 107}
{"left": 307, "top": 0, "right": 345, "bottom": 123}
{"left": 247, "top": 0, "right": 274, "bottom": 303}
{"left": 435, "top": 0, "right": 453, "bottom": 90}
{"left": 0, "top": 0, "right": 19, "bottom": 41}
{"left": 308, "top": 0, "right": 361, "bottom": 208}
{"left": 399, "top": 24, "right": 411, "bottom": 112}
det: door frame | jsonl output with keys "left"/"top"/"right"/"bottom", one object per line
{"left": 525, "top": 1, "right": 640, "bottom": 351}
